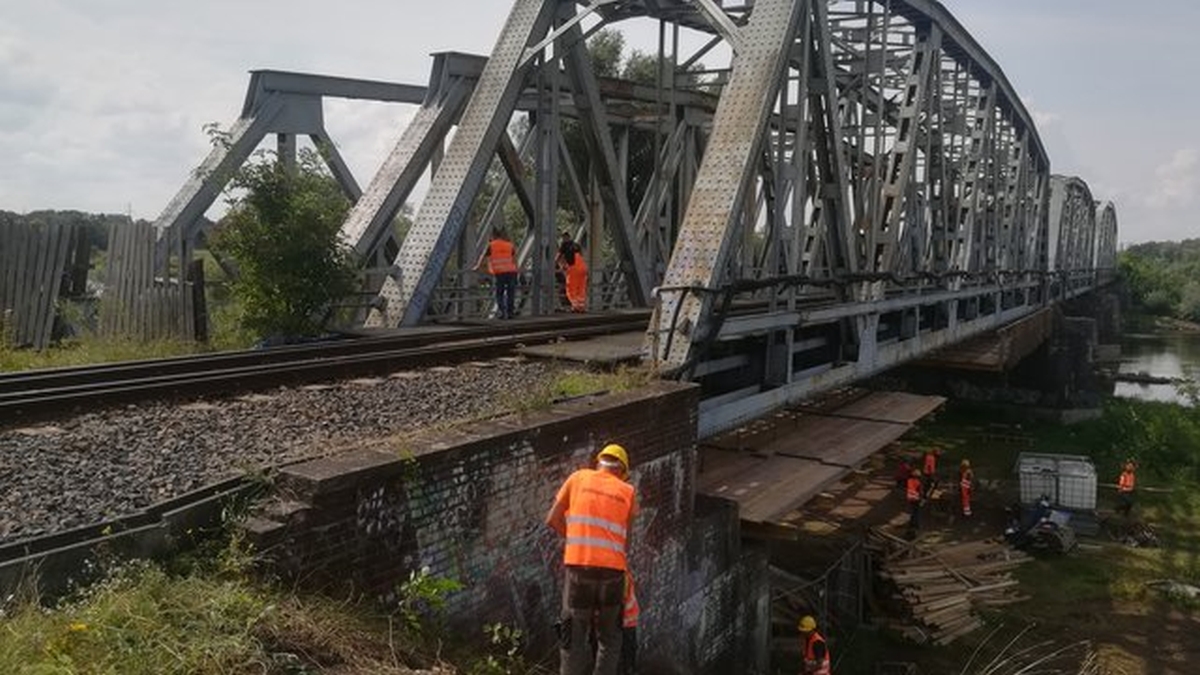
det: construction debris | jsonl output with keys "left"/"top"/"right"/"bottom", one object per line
{"left": 868, "top": 529, "right": 1032, "bottom": 645}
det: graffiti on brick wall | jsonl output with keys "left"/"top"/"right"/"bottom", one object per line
{"left": 356, "top": 483, "right": 420, "bottom": 586}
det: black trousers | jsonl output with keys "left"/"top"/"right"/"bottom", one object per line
{"left": 494, "top": 272, "right": 517, "bottom": 318}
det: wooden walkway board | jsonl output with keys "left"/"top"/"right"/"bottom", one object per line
{"left": 697, "top": 452, "right": 847, "bottom": 524}
{"left": 775, "top": 416, "right": 910, "bottom": 468}
{"left": 830, "top": 391, "right": 947, "bottom": 425}
{"left": 697, "top": 390, "right": 945, "bottom": 525}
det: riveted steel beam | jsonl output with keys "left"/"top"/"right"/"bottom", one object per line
{"left": 338, "top": 71, "right": 475, "bottom": 261}
{"left": 369, "top": 0, "right": 558, "bottom": 327}
{"left": 562, "top": 18, "right": 653, "bottom": 306}
{"left": 647, "top": 0, "right": 804, "bottom": 370}
{"left": 870, "top": 25, "right": 940, "bottom": 275}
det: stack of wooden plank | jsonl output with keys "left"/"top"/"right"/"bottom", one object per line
{"left": 869, "top": 530, "right": 1031, "bottom": 645}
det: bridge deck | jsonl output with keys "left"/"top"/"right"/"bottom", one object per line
{"left": 697, "top": 391, "right": 945, "bottom": 528}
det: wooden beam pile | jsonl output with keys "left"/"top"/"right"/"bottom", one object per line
{"left": 869, "top": 530, "right": 1031, "bottom": 645}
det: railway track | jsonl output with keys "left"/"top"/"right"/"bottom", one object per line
{"left": 0, "top": 312, "right": 649, "bottom": 422}
{"left": 0, "top": 313, "right": 651, "bottom": 594}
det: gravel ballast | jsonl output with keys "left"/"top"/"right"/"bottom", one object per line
{"left": 0, "top": 359, "right": 565, "bottom": 545}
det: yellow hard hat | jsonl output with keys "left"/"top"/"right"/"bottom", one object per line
{"left": 911, "top": 468, "right": 922, "bottom": 477}
{"left": 961, "top": 459, "right": 971, "bottom": 468}
{"left": 597, "top": 444, "right": 629, "bottom": 471}
{"left": 798, "top": 615, "right": 817, "bottom": 632}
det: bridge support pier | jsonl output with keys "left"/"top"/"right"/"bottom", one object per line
{"left": 890, "top": 294, "right": 1122, "bottom": 423}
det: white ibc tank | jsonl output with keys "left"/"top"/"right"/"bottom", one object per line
{"left": 1016, "top": 452, "right": 1097, "bottom": 511}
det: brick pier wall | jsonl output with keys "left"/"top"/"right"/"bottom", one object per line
{"left": 244, "top": 381, "right": 768, "bottom": 674}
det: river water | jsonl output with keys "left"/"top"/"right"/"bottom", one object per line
{"left": 1115, "top": 332, "right": 1200, "bottom": 404}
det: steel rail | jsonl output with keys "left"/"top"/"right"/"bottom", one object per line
{"left": 0, "top": 313, "right": 647, "bottom": 396}
{"left": 0, "top": 315, "right": 648, "bottom": 421}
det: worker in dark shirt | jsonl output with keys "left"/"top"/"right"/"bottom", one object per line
{"left": 556, "top": 231, "right": 587, "bottom": 312}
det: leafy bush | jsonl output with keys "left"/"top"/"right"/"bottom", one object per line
{"left": 212, "top": 148, "right": 356, "bottom": 340}
{"left": 395, "top": 567, "right": 463, "bottom": 635}
{"left": 1075, "top": 396, "right": 1200, "bottom": 482}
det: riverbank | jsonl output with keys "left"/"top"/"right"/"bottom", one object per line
{"left": 1153, "top": 316, "right": 1200, "bottom": 333}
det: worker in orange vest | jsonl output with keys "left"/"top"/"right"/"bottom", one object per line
{"left": 556, "top": 231, "right": 588, "bottom": 313}
{"left": 959, "top": 459, "right": 974, "bottom": 517}
{"left": 905, "top": 468, "right": 923, "bottom": 535}
{"left": 798, "top": 615, "right": 831, "bottom": 675}
{"left": 547, "top": 444, "right": 637, "bottom": 675}
{"left": 922, "top": 447, "right": 941, "bottom": 499}
{"left": 475, "top": 227, "right": 519, "bottom": 319}
{"left": 1116, "top": 460, "right": 1137, "bottom": 517}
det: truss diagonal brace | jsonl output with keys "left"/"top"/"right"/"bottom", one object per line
{"left": 687, "top": 0, "right": 744, "bottom": 54}
{"left": 311, "top": 129, "right": 362, "bottom": 200}
{"left": 561, "top": 20, "right": 652, "bottom": 305}
{"left": 520, "top": 0, "right": 619, "bottom": 69}
{"left": 368, "top": 0, "right": 558, "bottom": 327}
{"left": 152, "top": 92, "right": 287, "bottom": 251}
{"left": 871, "top": 25, "right": 941, "bottom": 275}
{"left": 339, "top": 80, "right": 472, "bottom": 261}
{"left": 951, "top": 83, "right": 996, "bottom": 276}
{"left": 647, "top": 0, "right": 804, "bottom": 369}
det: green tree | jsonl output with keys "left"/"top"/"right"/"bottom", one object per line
{"left": 212, "top": 149, "right": 356, "bottom": 339}
{"left": 622, "top": 49, "right": 659, "bottom": 85}
{"left": 1118, "top": 240, "right": 1200, "bottom": 319}
{"left": 588, "top": 29, "right": 625, "bottom": 79}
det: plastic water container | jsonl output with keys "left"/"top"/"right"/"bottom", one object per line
{"left": 1016, "top": 452, "right": 1097, "bottom": 511}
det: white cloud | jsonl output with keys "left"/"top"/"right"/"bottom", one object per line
{"left": 1032, "top": 110, "right": 1061, "bottom": 129}
{"left": 1146, "top": 148, "right": 1200, "bottom": 210}
{"left": 1, "top": 0, "right": 1197, "bottom": 246}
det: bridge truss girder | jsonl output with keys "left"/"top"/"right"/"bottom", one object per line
{"left": 152, "top": 0, "right": 1119, "bottom": 435}
{"left": 633, "top": 0, "right": 1111, "bottom": 436}
{"left": 152, "top": 69, "right": 430, "bottom": 270}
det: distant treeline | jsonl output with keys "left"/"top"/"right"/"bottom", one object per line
{"left": 0, "top": 209, "right": 153, "bottom": 251}
{"left": 1119, "top": 239, "right": 1200, "bottom": 321}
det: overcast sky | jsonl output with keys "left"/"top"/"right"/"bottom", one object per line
{"left": 1, "top": 0, "right": 1194, "bottom": 244}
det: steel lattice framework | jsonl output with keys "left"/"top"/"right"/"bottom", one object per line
{"left": 156, "top": 0, "right": 1118, "bottom": 436}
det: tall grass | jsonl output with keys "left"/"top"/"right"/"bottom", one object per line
{"left": 0, "top": 336, "right": 204, "bottom": 372}
{"left": 0, "top": 546, "right": 418, "bottom": 675}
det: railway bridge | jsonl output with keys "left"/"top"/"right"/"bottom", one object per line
{"left": 0, "top": 1, "right": 1124, "bottom": 670}
{"left": 157, "top": 0, "right": 1118, "bottom": 438}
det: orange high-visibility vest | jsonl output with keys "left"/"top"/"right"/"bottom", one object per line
{"left": 557, "top": 469, "right": 635, "bottom": 570}
{"left": 906, "top": 476, "right": 922, "bottom": 503}
{"left": 488, "top": 239, "right": 517, "bottom": 275}
{"left": 623, "top": 574, "right": 639, "bottom": 628}
{"left": 923, "top": 452, "right": 937, "bottom": 477}
{"left": 803, "top": 630, "right": 831, "bottom": 675}
{"left": 566, "top": 255, "right": 588, "bottom": 310}
{"left": 1118, "top": 470, "right": 1136, "bottom": 494}
{"left": 960, "top": 468, "right": 973, "bottom": 492}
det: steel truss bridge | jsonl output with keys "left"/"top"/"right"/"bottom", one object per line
{"left": 156, "top": 0, "right": 1118, "bottom": 436}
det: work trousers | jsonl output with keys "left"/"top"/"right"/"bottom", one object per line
{"left": 907, "top": 499, "right": 921, "bottom": 531}
{"left": 494, "top": 272, "right": 517, "bottom": 318}
{"left": 1117, "top": 491, "right": 1134, "bottom": 517}
{"left": 561, "top": 566, "right": 624, "bottom": 675}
